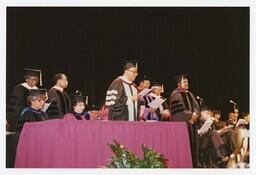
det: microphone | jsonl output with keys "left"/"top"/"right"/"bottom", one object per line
{"left": 229, "top": 100, "right": 237, "bottom": 105}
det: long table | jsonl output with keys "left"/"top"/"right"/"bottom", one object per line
{"left": 15, "top": 119, "right": 192, "bottom": 168}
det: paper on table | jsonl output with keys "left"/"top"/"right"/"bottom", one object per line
{"left": 198, "top": 117, "right": 213, "bottom": 135}
{"left": 138, "top": 88, "right": 152, "bottom": 97}
{"left": 42, "top": 102, "right": 51, "bottom": 112}
{"left": 148, "top": 97, "right": 166, "bottom": 109}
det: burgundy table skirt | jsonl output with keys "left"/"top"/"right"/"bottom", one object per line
{"left": 15, "top": 120, "right": 192, "bottom": 168}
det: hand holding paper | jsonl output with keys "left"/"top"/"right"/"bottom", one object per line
{"left": 42, "top": 102, "right": 51, "bottom": 112}
{"left": 197, "top": 117, "right": 213, "bottom": 135}
{"left": 138, "top": 88, "right": 152, "bottom": 99}
{"left": 148, "top": 97, "right": 166, "bottom": 109}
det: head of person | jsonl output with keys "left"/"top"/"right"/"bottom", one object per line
{"left": 71, "top": 91, "right": 86, "bottom": 114}
{"left": 137, "top": 75, "right": 151, "bottom": 89}
{"left": 151, "top": 82, "right": 163, "bottom": 96}
{"left": 123, "top": 61, "right": 138, "bottom": 82}
{"left": 27, "top": 89, "right": 47, "bottom": 110}
{"left": 228, "top": 112, "right": 235, "bottom": 121}
{"left": 176, "top": 74, "right": 189, "bottom": 90}
{"left": 24, "top": 68, "right": 42, "bottom": 88}
{"left": 87, "top": 105, "right": 100, "bottom": 120}
{"left": 213, "top": 110, "right": 221, "bottom": 120}
{"left": 200, "top": 106, "right": 211, "bottom": 121}
{"left": 53, "top": 73, "right": 68, "bottom": 89}
{"left": 242, "top": 113, "right": 250, "bottom": 123}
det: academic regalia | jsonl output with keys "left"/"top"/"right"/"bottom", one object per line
{"left": 170, "top": 87, "right": 200, "bottom": 121}
{"left": 105, "top": 76, "right": 138, "bottom": 121}
{"left": 143, "top": 93, "right": 170, "bottom": 121}
{"left": 46, "top": 87, "right": 71, "bottom": 119}
{"left": 16, "top": 107, "right": 48, "bottom": 133}
{"left": 63, "top": 111, "right": 90, "bottom": 120}
{"left": 6, "top": 68, "right": 42, "bottom": 132}
{"left": 196, "top": 118, "right": 230, "bottom": 167}
{"left": 213, "top": 120, "right": 226, "bottom": 130}
{"left": 6, "top": 83, "right": 38, "bottom": 132}
{"left": 169, "top": 87, "right": 200, "bottom": 167}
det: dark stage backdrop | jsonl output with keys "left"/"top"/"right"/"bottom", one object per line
{"left": 6, "top": 7, "right": 249, "bottom": 119}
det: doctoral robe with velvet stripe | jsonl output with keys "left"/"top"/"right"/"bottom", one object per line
{"left": 105, "top": 77, "right": 138, "bottom": 121}
{"left": 170, "top": 88, "right": 200, "bottom": 121}
{"left": 169, "top": 87, "right": 200, "bottom": 167}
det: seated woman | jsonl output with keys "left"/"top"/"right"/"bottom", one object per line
{"left": 17, "top": 89, "right": 49, "bottom": 133}
{"left": 63, "top": 92, "right": 90, "bottom": 120}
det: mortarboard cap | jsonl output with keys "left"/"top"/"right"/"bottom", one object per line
{"left": 28, "top": 89, "right": 47, "bottom": 97}
{"left": 136, "top": 75, "right": 150, "bottom": 84}
{"left": 123, "top": 60, "right": 139, "bottom": 71}
{"left": 174, "top": 74, "right": 189, "bottom": 83}
{"left": 151, "top": 81, "right": 164, "bottom": 93}
{"left": 71, "top": 90, "right": 87, "bottom": 104}
{"left": 151, "top": 81, "right": 162, "bottom": 87}
{"left": 24, "top": 68, "right": 43, "bottom": 86}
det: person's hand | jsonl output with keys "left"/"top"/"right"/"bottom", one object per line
{"left": 131, "top": 95, "right": 138, "bottom": 101}
{"left": 148, "top": 108, "right": 157, "bottom": 113}
{"left": 161, "top": 111, "right": 170, "bottom": 118}
{"left": 192, "top": 112, "right": 198, "bottom": 120}
{"left": 189, "top": 112, "right": 198, "bottom": 124}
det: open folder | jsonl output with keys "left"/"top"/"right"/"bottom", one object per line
{"left": 197, "top": 117, "right": 213, "bottom": 135}
{"left": 148, "top": 97, "right": 166, "bottom": 109}
{"left": 138, "top": 88, "right": 152, "bottom": 97}
{"left": 42, "top": 102, "right": 51, "bottom": 112}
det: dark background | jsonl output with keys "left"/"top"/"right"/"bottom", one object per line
{"left": 6, "top": 7, "right": 249, "bottom": 120}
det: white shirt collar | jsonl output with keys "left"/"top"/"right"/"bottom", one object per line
{"left": 119, "top": 76, "right": 132, "bottom": 84}
{"left": 52, "top": 85, "right": 64, "bottom": 92}
{"left": 20, "top": 82, "right": 38, "bottom": 90}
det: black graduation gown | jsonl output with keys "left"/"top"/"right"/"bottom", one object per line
{"left": 6, "top": 85, "right": 30, "bottom": 131}
{"left": 169, "top": 88, "right": 200, "bottom": 167}
{"left": 16, "top": 107, "right": 48, "bottom": 133}
{"left": 46, "top": 88, "right": 71, "bottom": 119}
{"left": 105, "top": 77, "right": 138, "bottom": 121}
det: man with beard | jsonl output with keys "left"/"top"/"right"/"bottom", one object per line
{"left": 169, "top": 74, "right": 200, "bottom": 167}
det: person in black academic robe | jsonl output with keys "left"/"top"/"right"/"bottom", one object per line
{"left": 6, "top": 89, "right": 48, "bottom": 168}
{"left": 143, "top": 82, "right": 170, "bottom": 121}
{"left": 16, "top": 89, "right": 49, "bottom": 133}
{"left": 105, "top": 60, "right": 139, "bottom": 121}
{"left": 197, "top": 107, "right": 229, "bottom": 168}
{"left": 46, "top": 73, "right": 71, "bottom": 119}
{"left": 169, "top": 74, "right": 200, "bottom": 168}
{"left": 6, "top": 68, "right": 42, "bottom": 132}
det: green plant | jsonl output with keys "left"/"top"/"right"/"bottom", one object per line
{"left": 107, "top": 139, "right": 168, "bottom": 168}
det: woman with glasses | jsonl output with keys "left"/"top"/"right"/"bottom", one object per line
{"left": 17, "top": 89, "right": 49, "bottom": 133}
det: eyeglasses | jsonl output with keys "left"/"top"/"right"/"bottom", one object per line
{"left": 127, "top": 69, "right": 138, "bottom": 75}
{"left": 32, "top": 97, "right": 46, "bottom": 103}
